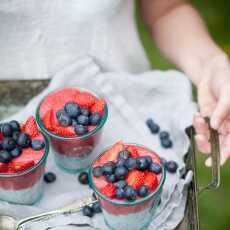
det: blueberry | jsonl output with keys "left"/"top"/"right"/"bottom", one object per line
{"left": 78, "top": 172, "right": 89, "bottom": 185}
{"left": 92, "top": 166, "right": 103, "bottom": 178}
{"left": 161, "top": 139, "right": 173, "bottom": 149}
{"left": 125, "top": 186, "right": 137, "bottom": 201}
{"left": 81, "top": 108, "right": 90, "bottom": 117}
{"left": 72, "top": 119, "right": 78, "bottom": 126}
{"left": 74, "top": 125, "right": 88, "bottom": 135}
{"left": 12, "top": 131, "right": 20, "bottom": 142}
{"left": 106, "top": 174, "right": 117, "bottom": 183}
{"left": 1, "top": 123, "right": 13, "bottom": 137}
{"left": 116, "top": 158, "right": 126, "bottom": 167}
{"left": 44, "top": 172, "right": 57, "bottom": 183}
{"left": 149, "top": 162, "right": 162, "bottom": 174}
{"left": 116, "top": 188, "right": 125, "bottom": 199}
{"left": 9, "top": 120, "right": 21, "bottom": 132}
{"left": 165, "top": 161, "right": 178, "bottom": 173}
{"left": 10, "top": 147, "right": 22, "bottom": 158}
{"left": 31, "top": 140, "right": 45, "bottom": 151}
{"left": 0, "top": 150, "right": 12, "bottom": 163}
{"left": 64, "top": 102, "right": 81, "bottom": 118}
{"left": 2, "top": 138, "right": 16, "bottom": 151}
{"left": 118, "top": 150, "right": 131, "bottom": 160}
{"left": 125, "top": 158, "right": 137, "bottom": 170}
{"left": 146, "top": 118, "right": 160, "bottom": 134}
{"left": 82, "top": 206, "right": 94, "bottom": 218}
{"left": 56, "top": 110, "right": 72, "bottom": 127}
{"left": 89, "top": 113, "right": 101, "bottom": 125}
{"left": 145, "top": 156, "right": 153, "bottom": 165}
{"left": 17, "top": 133, "right": 31, "bottom": 148}
{"left": 136, "top": 157, "right": 149, "bottom": 171}
{"left": 77, "top": 115, "right": 89, "bottom": 126}
{"left": 138, "top": 185, "right": 149, "bottom": 197}
{"left": 114, "top": 166, "right": 128, "bottom": 180}
{"left": 102, "top": 162, "right": 115, "bottom": 175}
{"left": 114, "top": 180, "right": 127, "bottom": 189}
{"left": 91, "top": 202, "right": 102, "bottom": 214}
{"left": 159, "top": 131, "right": 170, "bottom": 140}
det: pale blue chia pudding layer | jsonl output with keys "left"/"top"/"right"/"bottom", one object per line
{"left": 0, "top": 177, "right": 44, "bottom": 205}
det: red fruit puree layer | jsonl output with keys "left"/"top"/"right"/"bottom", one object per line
{"left": 92, "top": 142, "right": 162, "bottom": 215}
{"left": 0, "top": 117, "right": 46, "bottom": 190}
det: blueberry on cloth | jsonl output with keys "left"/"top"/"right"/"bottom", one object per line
{"left": 78, "top": 172, "right": 89, "bottom": 185}
{"left": 82, "top": 205, "right": 94, "bottom": 217}
{"left": 44, "top": 172, "right": 57, "bottom": 183}
{"left": 146, "top": 118, "right": 160, "bottom": 134}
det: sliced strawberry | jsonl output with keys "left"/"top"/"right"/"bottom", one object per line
{"left": 10, "top": 160, "right": 35, "bottom": 173}
{"left": 54, "top": 126, "right": 76, "bottom": 137}
{"left": 126, "top": 170, "right": 145, "bottom": 190}
{"left": 143, "top": 172, "right": 158, "bottom": 191}
{"left": 99, "top": 141, "right": 125, "bottom": 164}
{"left": 91, "top": 99, "right": 105, "bottom": 114}
{"left": 74, "top": 92, "right": 96, "bottom": 108}
{"left": 43, "top": 110, "right": 55, "bottom": 131}
{"left": 0, "top": 163, "right": 8, "bottom": 173}
{"left": 22, "top": 116, "right": 39, "bottom": 137}
{"left": 101, "top": 184, "right": 116, "bottom": 198}
{"left": 127, "top": 146, "right": 139, "bottom": 158}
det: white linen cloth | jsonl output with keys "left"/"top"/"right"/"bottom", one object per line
{"left": 0, "top": 0, "right": 149, "bottom": 80}
{"left": 0, "top": 57, "right": 197, "bottom": 229}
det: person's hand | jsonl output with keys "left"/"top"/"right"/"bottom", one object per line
{"left": 193, "top": 54, "right": 230, "bottom": 166}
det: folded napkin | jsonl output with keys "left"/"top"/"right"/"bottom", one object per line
{"left": 0, "top": 56, "right": 197, "bottom": 229}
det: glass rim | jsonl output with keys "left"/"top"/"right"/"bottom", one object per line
{"left": 0, "top": 133, "right": 49, "bottom": 178}
{"left": 89, "top": 143, "right": 166, "bottom": 206}
{"left": 35, "top": 87, "right": 108, "bottom": 141}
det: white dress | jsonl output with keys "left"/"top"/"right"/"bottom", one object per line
{"left": 0, "top": 0, "right": 150, "bottom": 79}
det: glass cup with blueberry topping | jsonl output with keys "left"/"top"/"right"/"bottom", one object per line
{"left": 36, "top": 87, "right": 108, "bottom": 173}
{"left": 0, "top": 117, "right": 49, "bottom": 204}
{"left": 89, "top": 141, "right": 166, "bottom": 230}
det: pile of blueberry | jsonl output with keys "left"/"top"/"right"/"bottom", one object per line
{"left": 146, "top": 118, "right": 173, "bottom": 148}
{"left": 56, "top": 102, "right": 102, "bottom": 135}
{"left": 0, "top": 121, "right": 45, "bottom": 164}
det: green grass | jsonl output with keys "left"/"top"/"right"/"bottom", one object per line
{"left": 136, "top": 1, "right": 230, "bottom": 229}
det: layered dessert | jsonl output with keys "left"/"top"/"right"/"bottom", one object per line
{"left": 0, "top": 116, "right": 48, "bottom": 204}
{"left": 89, "top": 141, "right": 165, "bottom": 230}
{"left": 36, "top": 87, "right": 108, "bottom": 173}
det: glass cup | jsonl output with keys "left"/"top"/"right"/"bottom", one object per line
{"left": 36, "top": 88, "right": 108, "bottom": 173}
{"left": 89, "top": 144, "right": 166, "bottom": 230}
{"left": 0, "top": 135, "right": 49, "bottom": 205}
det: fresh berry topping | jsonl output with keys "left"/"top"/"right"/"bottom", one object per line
{"left": 0, "top": 150, "right": 12, "bottom": 163}
{"left": 91, "top": 202, "right": 102, "bottom": 214}
{"left": 55, "top": 126, "right": 76, "bottom": 137}
{"left": 159, "top": 131, "right": 170, "bottom": 140}
{"left": 114, "top": 180, "right": 127, "bottom": 189}
{"left": 116, "top": 158, "right": 126, "bottom": 167}
{"left": 77, "top": 115, "right": 89, "bottom": 126}
{"left": 81, "top": 108, "right": 90, "bottom": 117}
{"left": 165, "top": 161, "right": 178, "bottom": 173}
{"left": 82, "top": 205, "right": 94, "bottom": 218}
{"left": 44, "top": 172, "right": 57, "bottom": 183}
{"left": 17, "top": 133, "right": 31, "bottom": 148}
{"left": 127, "top": 146, "right": 139, "bottom": 158}
{"left": 138, "top": 185, "right": 149, "bottom": 197}
{"left": 74, "top": 125, "right": 88, "bottom": 135}
{"left": 92, "top": 166, "right": 103, "bottom": 178}
{"left": 12, "top": 160, "right": 35, "bottom": 173}
{"left": 145, "top": 156, "right": 153, "bottom": 165}
{"left": 31, "top": 140, "right": 45, "bottom": 151}
{"left": 114, "top": 166, "right": 128, "bottom": 180}
{"left": 10, "top": 147, "right": 22, "bottom": 158}
{"left": 56, "top": 110, "right": 72, "bottom": 127}
{"left": 125, "top": 158, "right": 137, "bottom": 170}
{"left": 43, "top": 110, "right": 54, "bottom": 131}
{"left": 125, "top": 186, "right": 137, "bottom": 201}
{"left": 106, "top": 174, "right": 117, "bottom": 183}
{"left": 12, "top": 131, "right": 20, "bottom": 142}
{"left": 102, "top": 162, "right": 115, "bottom": 175}
{"left": 89, "top": 113, "right": 101, "bottom": 126}
{"left": 91, "top": 99, "right": 105, "bottom": 114}
{"left": 161, "top": 138, "right": 173, "bottom": 148}
{"left": 78, "top": 172, "right": 89, "bottom": 185}
{"left": 116, "top": 188, "right": 125, "bottom": 199}
{"left": 22, "top": 116, "right": 39, "bottom": 137}
{"left": 2, "top": 138, "right": 17, "bottom": 151}
{"left": 75, "top": 92, "right": 96, "bottom": 108}
{"left": 118, "top": 150, "right": 131, "bottom": 160}
{"left": 101, "top": 184, "right": 116, "bottom": 198}
{"left": 146, "top": 118, "right": 160, "bottom": 134}
{"left": 136, "top": 157, "right": 150, "bottom": 171}
{"left": 149, "top": 163, "right": 162, "bottom": 174}
{"left": 9, "top": 120, "right": 21, "bottom": 132}
{"left": 126, "top": 170, "right": 145, "bottom": 190}
{"left": 64, "top": 102, "right": 81, "bottom": 118}
{"left": 143, "top": 172, "right": 158, "bottom": 191}
{"left": 1, "top": 123, "right": 13, "bottom": 137}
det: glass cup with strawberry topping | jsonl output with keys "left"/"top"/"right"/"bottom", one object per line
{"left": 89, "top": 141, "right": 166, "bottom": 230}
{"left": 36, "top": 87, "right": 108, "bottom": 173}
{"left": 0, "top": 117, "right": 49, "bottom": 205}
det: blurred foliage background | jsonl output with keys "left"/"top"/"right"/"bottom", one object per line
{"left": 136, "top": 1, "right": 230, "bottom": 229}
